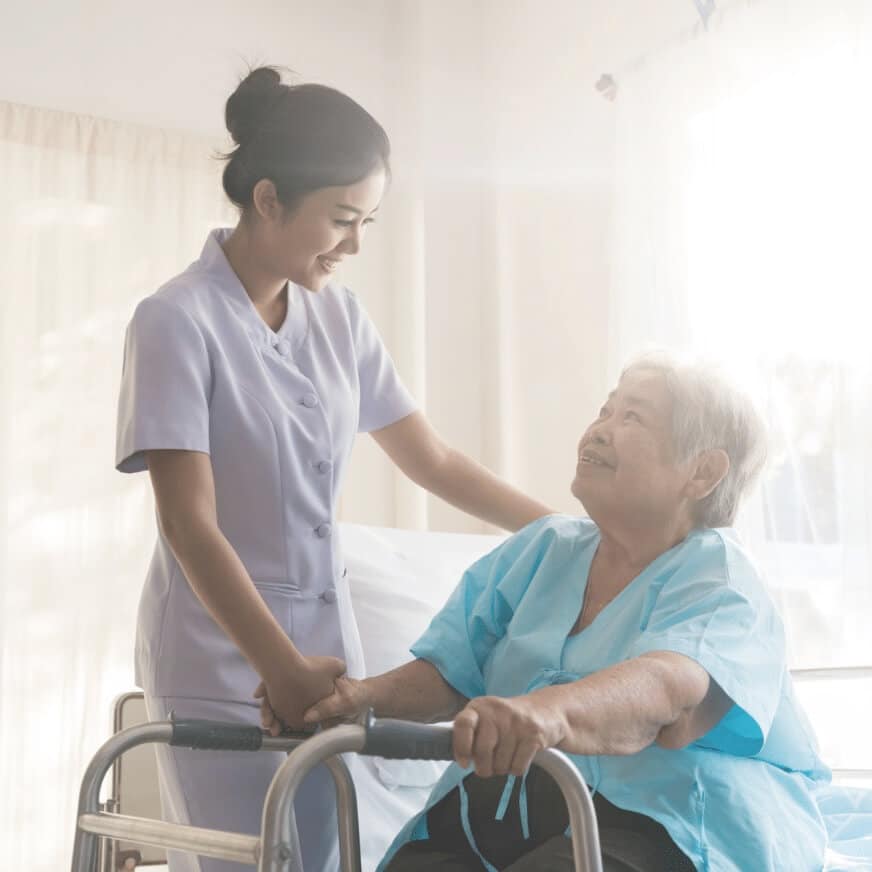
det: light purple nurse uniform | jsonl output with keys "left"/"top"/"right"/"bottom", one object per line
{"left": 115, "top": 228, "right": 416, "bottom": 872}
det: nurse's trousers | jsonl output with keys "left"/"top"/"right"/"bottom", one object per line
{"left": 145, "top": 695, "right": 340, "bottom": 872}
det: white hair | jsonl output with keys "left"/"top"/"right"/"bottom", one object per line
{"left": 621, "top": 353, "right": 768, "bottom": 528}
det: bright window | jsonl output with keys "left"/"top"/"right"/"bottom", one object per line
{"left": 684, "top": 50, "right": 872, "bottom": 670}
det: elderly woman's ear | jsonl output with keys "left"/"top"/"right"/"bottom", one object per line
{"left": 685, "top": 449, "right": 730, "bottom": 503}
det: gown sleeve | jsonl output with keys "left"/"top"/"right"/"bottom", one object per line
{"left": 627, "top": 534, "right": 786, "bottom": 756}
{"left": 345, "top": 289, "right": 417, "bottom": 433}
{"left": 115, "top": 296, "right": 212, "bottom": 473}
{"left": 410, "top": 516, "right": 559, "bottom": 699}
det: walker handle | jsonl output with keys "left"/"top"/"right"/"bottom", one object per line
{"left": 362, "top": 711, "right": 454, "bottom": 760}
{"left": 169, "top": 717, "right": 265, "bottom": 751}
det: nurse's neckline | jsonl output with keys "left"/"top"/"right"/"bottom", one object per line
{"left": 210, "top": 229, "right": 305, "bottom": 343}
{"left": 217, "top": 228, "right": 301, "bottom": 335}
{"left": 254, "top": 283, "right": 290, "bottom": 333}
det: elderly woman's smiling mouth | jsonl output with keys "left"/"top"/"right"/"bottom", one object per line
{"left": 578, "top": 446, "right": 614, "bottom": 469}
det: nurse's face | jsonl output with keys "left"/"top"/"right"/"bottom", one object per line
{"left": 571, "top": 369, "right": 696, "bottom": 531}
{"left": 267, "top": 168, "right": 385, "bottom": 292}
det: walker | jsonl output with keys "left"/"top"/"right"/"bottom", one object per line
{"left": 70, "top": 711, "right": 603, "bottom": 871}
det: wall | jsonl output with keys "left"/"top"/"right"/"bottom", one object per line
{"left": 0, "top": 0, "right": 392, "bottom": 136}
{"left": 344, "top": 0, "right": 703, "bottom": 529}
{"left": 468, "top": 0, "right": 700, "bottom": 521}
{"left": 0, "top": 0, "right": 703, "bottom": 534}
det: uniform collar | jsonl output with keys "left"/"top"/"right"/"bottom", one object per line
{"left": 198, "top": 227, "right": 296, "bottom": 346}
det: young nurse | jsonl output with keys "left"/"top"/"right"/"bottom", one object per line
{"left": 115, "top": 66, "right": 553, "bottom": 872}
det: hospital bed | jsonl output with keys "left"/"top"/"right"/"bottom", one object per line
{"left": 71, "top": 523, "right": 872, "bottom": 871}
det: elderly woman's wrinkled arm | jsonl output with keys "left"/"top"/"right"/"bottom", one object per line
{"left": 256, "top": 658, "right": 468, "bottom": 734}
{"left": 452, "top": 651, "right": 732, "bottom": 776}
{"left": 305, "top": 659, "right": 467, "bottom": 725}
{"left": 544, "top": 651, "right": 731, "bottom": 755}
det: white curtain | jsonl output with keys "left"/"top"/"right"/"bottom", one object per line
{"left": 607, "top": 0, "right": 872, "bottom": 669}
{"left": 0, "top": 100, "right": 235, "bottom": 869}
{"left": 338, "top": 0, "right": 614, "bottom": 533}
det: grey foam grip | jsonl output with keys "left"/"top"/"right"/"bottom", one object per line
{"left": 170, "top": 718, "right": 264, "bottom": 751}
{"left": 362, "top": 711, "right": 454, "bottom": 760}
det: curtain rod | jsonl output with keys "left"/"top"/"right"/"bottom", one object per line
{"left": 693, "top": 0, "right": 718, "bottom": 29}
{"left": 594, "top": 0, "right": 762, "bottom": 101}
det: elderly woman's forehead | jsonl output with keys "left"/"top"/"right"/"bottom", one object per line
{"left": 615, "top": 368, "right": 671, "bottom": 400}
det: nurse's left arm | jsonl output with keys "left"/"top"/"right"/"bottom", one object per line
{"left": 372, "top": 411, "right": 555, "bottom": 532}
{"left": 454, "top": 651, "right": 731, "bottom": 776}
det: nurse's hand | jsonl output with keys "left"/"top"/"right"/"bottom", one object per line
{"left": 255, "top": 655, "right": 347, "bottom": 735}
{"left": 452, "top": 694, "right": 567, "bottom": 778}
{"left": 254, "top": 682, "right": 279, "bottom": 734}
{"left": 302, "top": 676, "right": 373, "bottom": 727}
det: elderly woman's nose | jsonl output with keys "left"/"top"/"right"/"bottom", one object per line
{"left": 587, "top": 419, "right": 612, "bottom": 444}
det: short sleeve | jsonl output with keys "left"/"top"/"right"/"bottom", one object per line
{"left": 411, "top": 516, "right": 557, "bottom": 699}
{"left": 628, "top": 569, "right": 786, "bottom": 756}
{"left": 115, "top": 296, "right": 212, "bottom": 473}
{"left": 345, "top": 290, "right": 416, "bottom": 433}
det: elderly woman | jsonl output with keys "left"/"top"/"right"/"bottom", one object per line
{"left": 263, "top": 356, "right": 830, "bottom": 871}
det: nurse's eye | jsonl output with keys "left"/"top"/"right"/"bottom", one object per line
{"left": 624, "top": 410, "right": 642, "bottom": 423}
{"left": 333, "top": 218, "right": 376, "bottom": 229}
{"left": 598, "top": 405, "right": 611, "bottom": 419}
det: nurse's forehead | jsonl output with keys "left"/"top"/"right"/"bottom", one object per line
{"left": 317, "top": 185, "right": 381, "bottom": 215}
{"left": 333, "top": 202, "right": 380, "bottom": 215}
{"left": 321, "top": 171, "right": 386, "bottom": 212}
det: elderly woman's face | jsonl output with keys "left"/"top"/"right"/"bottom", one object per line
{"left": 571, "top": 369, "right": 694, "bottom": 527}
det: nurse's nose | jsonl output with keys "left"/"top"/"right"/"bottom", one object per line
{"left": 339, "top": 226, "right": 362, "bottom": 256}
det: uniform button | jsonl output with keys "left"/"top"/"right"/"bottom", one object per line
{"left": 316, "top": 460, "right": 332, "bottom": 474}
{"left": 315, "top": 523, "right": 332, "bottom": 539}
{"left": 321, "top": 589, "right": 337, "bottom": 604}
{"left": 274, "top": 339, "right": 291, "bottom": 356}
{"left": 301, "top": 393, "right": 319, "bottom": 408}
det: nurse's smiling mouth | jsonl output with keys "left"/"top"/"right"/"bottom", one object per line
{"left": 317, "top": 255, "right": 342, "bottom": 273}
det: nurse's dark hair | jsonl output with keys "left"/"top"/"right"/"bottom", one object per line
{"left": 221, "top": 65, "right": 391, "bottom": 211}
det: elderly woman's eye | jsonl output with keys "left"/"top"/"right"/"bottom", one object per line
{"left": 624, "top": 410, "right": 642, "bottom": 423}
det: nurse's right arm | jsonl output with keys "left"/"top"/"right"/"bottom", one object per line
{"left": 146, "top": 449, "right": 345, "bottom": 728}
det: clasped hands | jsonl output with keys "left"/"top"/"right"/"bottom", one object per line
{"left": 255, "top": 669, "right": 567, "bottom": 778}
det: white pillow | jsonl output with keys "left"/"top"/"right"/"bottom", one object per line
{"left": 340, "top": 523, "right": 504, "bottom": 788}
{"left": 341, "top": 523, "right": 504, "bottom": 676}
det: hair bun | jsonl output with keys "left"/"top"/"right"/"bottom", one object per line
{"left": 225, "top": 66, "right": 284, "bottom": 147}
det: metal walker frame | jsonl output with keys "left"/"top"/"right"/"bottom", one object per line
{"left": 71, "top": 713, "right": 604, "bottom": 872}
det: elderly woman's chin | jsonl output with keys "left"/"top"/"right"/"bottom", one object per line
{"left": 570, "top": 469, "right": 613, "bottom": 525}
{"left": 570, "top": 470, "right": 593, "bottom": 510}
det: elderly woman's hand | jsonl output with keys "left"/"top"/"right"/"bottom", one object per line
{"left": 302, "top": 676, "right": 374, "bottom": 727}
{"left": 452, "top": 693, "right": 568, "bottom": 777}
{"left": 252, "top": 654, "right": 347, "bottom": 735}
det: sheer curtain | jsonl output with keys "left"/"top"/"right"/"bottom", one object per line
{"left": 607, "top": 0, "right": 872, "bottom": 669}
{"left": 338, "top": 0, "right": 615, "bottom": 533}
{"left": 0, "top": 100, "right": 235, "bottom": 869}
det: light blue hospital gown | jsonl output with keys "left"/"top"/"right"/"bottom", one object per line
{"left": 381, "top": 515, "right": 830, "bottom": 872}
